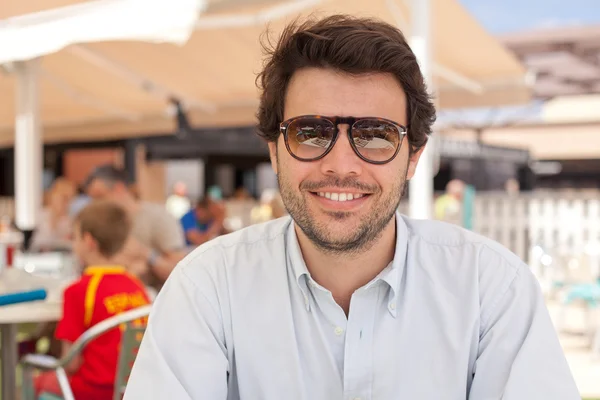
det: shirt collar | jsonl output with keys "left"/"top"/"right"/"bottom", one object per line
{"left": 285, "top": 212, "right": 409, "bottom": 316}
{"left": 363, "top": 212, "right": 409, "bottom": 317}
{"left": 285, "top": 223, "right": 312, "bottom": 311}
{"left": 84, "top": 265, "right": 126, "bottom": 275}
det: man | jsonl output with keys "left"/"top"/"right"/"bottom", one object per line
{"left": 84, "top": 165, "right": 187, "bottom": 287}
{"left": 180, "top": 197, "right": 224, "bottom": 246}
{"left": 434, "top": 179, "right": 465, "bottom": 222}
{"left": 125, "top": 16, "right": 579, "bottom": 399}
{"left": 166, "top": 181, "right": 192, "bottom": 219}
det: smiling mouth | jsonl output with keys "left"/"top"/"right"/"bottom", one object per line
{"left": 311, "top": 191, "right": 370, "bottom": 202}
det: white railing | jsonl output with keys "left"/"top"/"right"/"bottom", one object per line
{"left": 474, "top": 191, "right": 600, "bottom": 277}
{"left": 399, "top": 190, "right": 600, "bottom": 281}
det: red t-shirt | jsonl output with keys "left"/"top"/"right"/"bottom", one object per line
{"left": 56, "top": 266, "right": 150, "bottom": 400}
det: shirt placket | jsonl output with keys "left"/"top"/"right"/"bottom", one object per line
{"left": 342, "top": 285, "right": 380, "bottom": 400}
{"left": 306, "top": 279, "right": 348, "bottom": 379}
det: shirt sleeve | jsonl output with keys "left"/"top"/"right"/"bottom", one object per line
{"left": 469, "top": 261, "right": 580, "bottom": 399}
{"left": 124, "top": 263, "right": 229, "bottom": 399}
{"left": 55, "top": 283, "right": 86, "bottom": 343}
{"left": 152, "top": 207, "right": 186, "bottom": 253}
{"left": 180, "top": 211, "right": 196, "bottom": 234}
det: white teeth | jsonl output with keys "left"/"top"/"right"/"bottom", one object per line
{"left": 317, "top": 192, "right": 365, "bottom": 202}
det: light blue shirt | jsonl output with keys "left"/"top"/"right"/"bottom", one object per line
{"left": 124, "top": 213, "right": 579, "bottom": 399}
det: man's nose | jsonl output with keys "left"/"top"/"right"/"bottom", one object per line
{"left": 319, "top": 126, "right": 364, "bottom": 177}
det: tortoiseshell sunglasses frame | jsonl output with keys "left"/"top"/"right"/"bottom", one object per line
{"left": 279, "top": 115, "right": 408, "bottom": 165}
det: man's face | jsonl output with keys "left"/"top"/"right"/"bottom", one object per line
{"left": 195, "top": 206, "right": 212, "bottom": 224}
{"left": 86, "top": 178, "right": 123, "bottom": 203}
{"left": 269, "top": 68, "right": 424, "bottom": 254}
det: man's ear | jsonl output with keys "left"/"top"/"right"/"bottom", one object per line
{"left": 268, "top": 141, "right": 278, "bottom": 175}
{"left": 406, "top": 145, "right": 426, "bottom": 181}
{"left": 82, "top": 231, "right": 97, "bottom": 251}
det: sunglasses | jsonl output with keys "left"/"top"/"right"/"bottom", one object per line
{"left": 279, "top": 115, "right": 407, "bottom": 165}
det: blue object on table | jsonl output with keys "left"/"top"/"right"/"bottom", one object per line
{"left": 0, "top": 288, "right": 47, "bottom": 307}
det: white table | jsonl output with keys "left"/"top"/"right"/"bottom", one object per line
{"left": 0, "top": 268, "right": 69, "bottom": 400}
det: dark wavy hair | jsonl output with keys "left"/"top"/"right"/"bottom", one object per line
{"left": 255, "top": 14, "right": 436, "bottom": 152}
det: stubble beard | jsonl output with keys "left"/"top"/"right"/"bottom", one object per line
{"left": 277, "top": 159, "right": 408, "bottom": 256}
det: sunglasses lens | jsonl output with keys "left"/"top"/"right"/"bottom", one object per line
{"left": 351, "top": 119, "right": 402, "bottom": 162}
{"left": 286, "top": 117, "right": 336, "bottom": 160}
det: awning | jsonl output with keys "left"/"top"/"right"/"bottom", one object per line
{"left": 0, "top": 0, "right": 531, "bottom": 147}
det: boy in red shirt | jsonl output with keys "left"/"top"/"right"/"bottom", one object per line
{"left": 35, "top": 200, "right": 150, "bottom": 400}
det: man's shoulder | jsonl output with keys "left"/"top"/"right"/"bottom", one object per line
{"left": 183, "top": 217, "right": 291, "bottom": 262}
{"left": 137, "top": 201, "right": 182, "bottom": 235}
{"left": 137, "top": 201, "right": 177, "bottom": 221}
{"left": 176, "top": 217, "right": 289, "bottom": 270}
{"left": 139, "top": 201, "right": 172, "bottom": 217}
{"left": 169, "top": 217, "right": 292, "bottom": 295}
{"left": 401, "top": 216, "right": 532, "bottom": 324}
{"left": 401, "top": 215, "right": 524, "bottom": 268}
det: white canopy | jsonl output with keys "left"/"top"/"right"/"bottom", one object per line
{"left": 0, "top": 0, "right": 205, "bottom": 64}
{"left": 0, "top": 0, "right": 531, "bottom": 146}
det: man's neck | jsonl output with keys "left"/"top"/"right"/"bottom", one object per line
{"left": 295, "top": 217, "right": 397, "bottom": 315}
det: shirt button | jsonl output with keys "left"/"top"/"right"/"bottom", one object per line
{"left": 334, "top": 327, "right": 344, "bottom": 336}
{"left": 389, "top": 302, "right": 396, "bottom": 310}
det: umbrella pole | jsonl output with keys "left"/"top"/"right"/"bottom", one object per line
{"left": 409, "top": 0, "right": 435, "bottom": 219}
{"left": 14, "top": 60, "right": 42, "bottom": 238}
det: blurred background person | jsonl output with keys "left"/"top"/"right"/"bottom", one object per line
{"left": 270, "top": 192, "right": 287, "bottom": 219}
{"left": 166, "top": 181, "right": 191, "bottom": 219}
{"left": 84, "top": 165, "right": 186, "bottom": 289}
{"left": 233, "top": 186, "right": 252, "bottom": 201}
{"left": 180, "top": 197, "right": 225, "bottom": 246}
{"left": 505, "top": 178, "right": 521, "bottom": 196}
{"left": 69, "top": 184, "right": 91, "bottom": 219}
{"left": 434, "top": 179, "right": 466, "bottom": 223}
{"left": 251, "top": 189, "right": 287, "bottom": 224}
{"left": 206, "top": 185, "right": 228, "bottom": 233}
{"left": 30, "top": 177, "right": 76, "bottom": 252}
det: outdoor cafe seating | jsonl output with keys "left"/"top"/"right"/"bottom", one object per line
{"left": 0, "top": 233, "right": 152, "bottom": 400}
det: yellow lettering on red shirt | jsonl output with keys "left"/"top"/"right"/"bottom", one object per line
{"left": 103, "top": 291, "right": 148, "bottom": 315}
